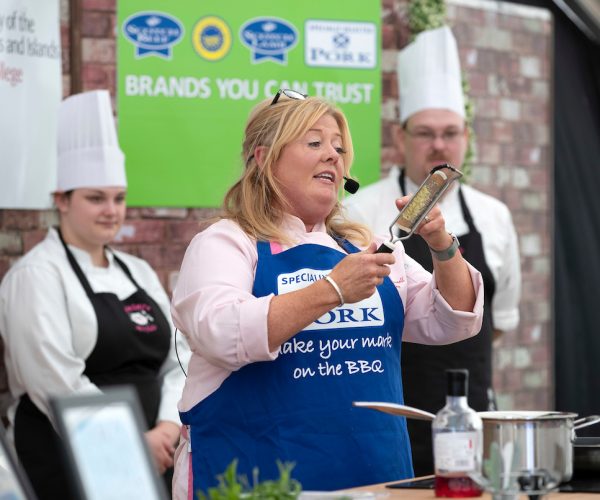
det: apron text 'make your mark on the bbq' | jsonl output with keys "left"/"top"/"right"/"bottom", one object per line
{"left": 276, "top": 266, "right": 393, "bottom": 380}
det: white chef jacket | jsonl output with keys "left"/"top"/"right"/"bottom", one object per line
{"left": 343, "top": 166, "right": 521, "bottom": 332}
{"left": 0, "top": 227, "right": 189, "bottom": 427}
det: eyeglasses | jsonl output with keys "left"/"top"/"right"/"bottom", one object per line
{"left": 405, "top": 128, "right": 465, "bottom": 146}
{"left": 271, "top": 88, "right": 307, "bottom": 105}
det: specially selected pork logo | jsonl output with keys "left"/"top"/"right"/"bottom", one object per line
{"left": 278, "top": 268, "right": 385, "bottom": 331}
{"left": 239, "top": 18, "right": 298, "bottom": 64}
{"left": 122, "top": 12, "right": 184, "bottom": 59}
{"left": 304, "top": 20, "right": 377, "bottom": 69}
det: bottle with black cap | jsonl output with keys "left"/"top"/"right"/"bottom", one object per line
{"left": 432, "top": 369, "right": 483, "bottom": 498}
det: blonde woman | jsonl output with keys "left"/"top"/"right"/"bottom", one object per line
{"left": 171, "top": 90, "right": 484, "bottom": 497}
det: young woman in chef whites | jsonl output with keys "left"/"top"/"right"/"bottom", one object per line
{"left": 0, "top": 90, "right": 189, "bottom": 500}
{"left": 171, "top": 89, "right": 484, "bottom": 498}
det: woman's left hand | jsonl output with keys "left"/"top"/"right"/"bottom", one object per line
{"left": 395, "top": 196, "right": 452, "bottom": 251}
{"left": 145, "top": 421, "right": 180, "bottom": 474}
{"left": 396, "top": 196, "right": 476, "bottom": 312}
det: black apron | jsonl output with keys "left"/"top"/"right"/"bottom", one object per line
{"left": 14, "top": 228, "right": 171, "bottom": 500}
{"left": 398, "top": 169, "right": 496, "bottom": 476}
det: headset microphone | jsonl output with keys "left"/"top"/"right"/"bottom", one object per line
{"left": 343, "top": 177, "right": 360, "bottom": 194}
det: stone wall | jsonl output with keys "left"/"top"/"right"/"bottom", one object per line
{"left": 0, "top": 0, "right": 553, "bottom": 409}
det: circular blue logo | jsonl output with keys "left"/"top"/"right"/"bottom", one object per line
{"left": 192, "top": 16, "right": 231, "bottom": 61}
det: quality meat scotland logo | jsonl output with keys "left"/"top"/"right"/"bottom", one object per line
{"left": 239, "top": 18, "right": 298, "bottom": 64}
{"left": 122, "top": 11, "right": 184, "bottom": 59}
{"left": 192, "top": 16, "right": 232, "bottom": 61}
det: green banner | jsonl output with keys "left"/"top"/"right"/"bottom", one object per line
{"left": 117, "top": 1, "right": 381, "bottom": 207}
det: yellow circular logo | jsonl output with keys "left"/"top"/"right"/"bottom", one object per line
{"left": 192, "top": 16, "right": 231, "bottom": 61}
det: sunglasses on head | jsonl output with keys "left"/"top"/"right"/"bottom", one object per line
{"left": 270, "top": 88, "right": 307, "bottom": 105}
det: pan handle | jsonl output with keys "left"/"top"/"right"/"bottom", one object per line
{"left": 574, "top": 415, "right": 600, "bottom": 431}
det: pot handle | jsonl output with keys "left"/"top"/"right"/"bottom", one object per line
{"left": 574, "top": 415, "right": 600, "bottom": 431}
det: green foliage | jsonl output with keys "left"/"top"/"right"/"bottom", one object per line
{"left": 461, "top": 74, "right": 475, "bottom": 183}
{"left": 408, "top": 0, "right": 446, "bottom": 37}
{"left": 197, "top": 460, "right": 303, "bottom": 500}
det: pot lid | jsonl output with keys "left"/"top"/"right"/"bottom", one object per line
{"left": 479, "top": 410, "right": 578, "bottom": 421}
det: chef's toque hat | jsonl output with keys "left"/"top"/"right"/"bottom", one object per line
{"left": 56, "top": 90, "right": 126, "bottom": 192}
{"left": 397, "top": 26, "right": 465, "bottom": 123}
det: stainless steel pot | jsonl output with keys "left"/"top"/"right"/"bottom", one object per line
{"left": 352, "top": 402, "right": 600, "bottom": 487}
{"left": 478, "top": 411, "right": 600, "bottom": 485}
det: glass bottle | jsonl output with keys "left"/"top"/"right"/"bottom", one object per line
{"left": 432, "top": 369, "right": 483, "bottom": 498}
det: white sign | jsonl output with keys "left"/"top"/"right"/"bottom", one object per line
{"left": 277, "top": 267, "right": 385, "bottom": 331}
{"left": 304, "top": 20, "right": 377, "bottom": 69}
{"left": 0, "top": 0, "right": 61, "bottom": 208}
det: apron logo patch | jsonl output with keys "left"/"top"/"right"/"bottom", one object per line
{"left": 277, "top": 268, "right": 385, "bottom": 330}
{"left": 124, "top": 303, "right": 158, "bottom": 333}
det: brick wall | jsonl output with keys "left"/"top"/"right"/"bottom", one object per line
{"left": 0, "top": 0, "right": 553, "bottom": 410}
{"left": 450, "top": 0, "right": 552, "bottom": 410}
{"left": 382, "top": 0, "right": 553, "bottom": 410}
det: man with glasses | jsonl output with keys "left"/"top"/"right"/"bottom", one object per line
{"left": 344, "top": 25, "right": 521, "bottom": 476}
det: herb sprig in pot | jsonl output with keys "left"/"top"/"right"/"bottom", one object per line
{"left": 198, "top": 459, "right": 302, "bottom": 500}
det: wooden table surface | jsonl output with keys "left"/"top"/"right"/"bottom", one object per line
{"left": 340, "top": 477, "right": 600, "bottom": 499}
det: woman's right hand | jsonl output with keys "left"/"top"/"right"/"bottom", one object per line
{"left": 329, "top": 242, "right": 395, "bottom": 304}
{"left": 267, "top": 242, "right": 395, "bottom": 350}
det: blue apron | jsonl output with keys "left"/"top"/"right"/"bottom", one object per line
{"left": 179, "top": 236, "right": 413, "bottom": 493}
